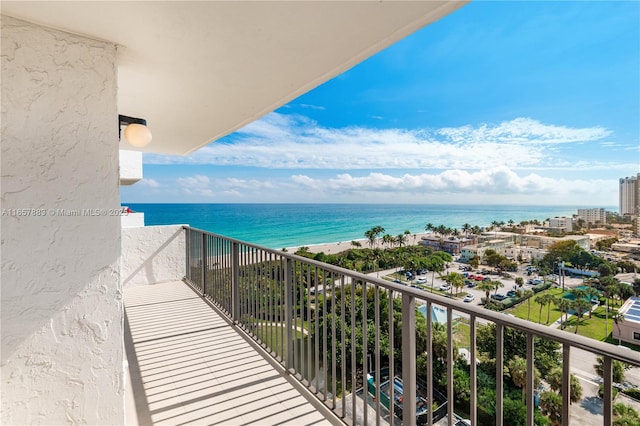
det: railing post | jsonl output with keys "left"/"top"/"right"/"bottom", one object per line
{"left": 231, "top": 241, "right": 240, "bottom": 322}
{"left": 603, "top": 356, "right": 613, "bottom": 426}
{"left": 562, "top": 344, "right": 571, "bottom": 426}
{"left": 201, "top": 232, "right": 207, "bottom": 296}
{"left": 470, "top": 315, "right": 477, "bottom": 426}
{"left": 284, "top": 257, "right": 293, "bottom": 371}
{"left": 526, "top": 333, "right": 534, "bottom": 426}
{"left": 447, "top": 308, "right": 454, "bottom": 424}
{"left": 401, "top": 293, "right": 416, "bottom": 426}
{"left": 184, "top": 227, "right": 190, "bottom": 281}
{"left": 496, "top": 324, "right": 504, "bottom": 426}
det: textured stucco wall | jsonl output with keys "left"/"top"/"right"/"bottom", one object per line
{"left": 121, "top": 225, "right": 186, "bottom": 287}
{"left": 1, "top": 16, "right": 123, "bottom": 424}
{"left": 119, "top": 150, "right": 142, "bottom": 185}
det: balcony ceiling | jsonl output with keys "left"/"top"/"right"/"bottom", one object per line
{"left": 2, "top": 1, "right": 467, "bottom": 155}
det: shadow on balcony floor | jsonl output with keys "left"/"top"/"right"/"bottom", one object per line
{"left": 124, "top": 281, "right": 333, "bottom": 425}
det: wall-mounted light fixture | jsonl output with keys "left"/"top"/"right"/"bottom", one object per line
{"left": 119, "top": 115, "right": 152, "bottom": 147}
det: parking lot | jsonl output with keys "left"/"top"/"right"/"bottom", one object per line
{"left": 395, "top": 259, "right": 588, "bottom": 309}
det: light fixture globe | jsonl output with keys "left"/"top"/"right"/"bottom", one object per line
{"left": 124, "top": 123, "right": 152, "bottom": 147}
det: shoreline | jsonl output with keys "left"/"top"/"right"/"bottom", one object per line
{"left": 286, "top": 232, "right": 432, "bottom": 255}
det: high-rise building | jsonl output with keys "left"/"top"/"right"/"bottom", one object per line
{"left": 619, "top": 173, "right": 640, "bottom": 215}
{"left": 577, "top": 208, "right": 607, "bottom": 225}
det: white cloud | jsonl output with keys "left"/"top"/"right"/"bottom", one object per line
{"left": 138, "top": 178, "right": 160, "bottom": 188}
{"left": 177, "top": 174, "right": 210, "bottom": 188}
{"left": 290, "top": 167, "right": 616, "bottom": 199}
{"left": 144, "top": 113, "right": 614, "bottom": 171}
{"left": 298, "top": 104, "right": 326, "bottom": 110}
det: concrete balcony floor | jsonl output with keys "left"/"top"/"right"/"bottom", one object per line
{"left": 124, "top": 281, "right": 336, "bottom": 425}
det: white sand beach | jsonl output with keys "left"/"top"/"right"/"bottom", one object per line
{"left": 286, "top": 232, "right": 433, "bottom": 255}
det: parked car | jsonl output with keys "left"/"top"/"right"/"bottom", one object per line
{"left": 463, "top": 294, "right": 475, "bottom": 303}
{"left": 439, "top": 284, "right": 451, "bottom": 292}
{"left": 506, "top": 290, "right": 517, "bottom": 298}
{"left": 491, "top": 293, "right": 507, "bottom": 301}
{"left": 466, "top": 280, "right": 476, "bottom": 288}
{"left": 392, "top": 279, "right": 402, "bottom": 284}
{"left": 416, "top": 277, "right": 427, "bottom": 284}
{"left": 474, "top": 276, "right": 483, "bottom": 281}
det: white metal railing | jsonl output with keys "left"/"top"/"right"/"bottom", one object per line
{"left": 184, "top": 226, "right": 640, "bottom": 426}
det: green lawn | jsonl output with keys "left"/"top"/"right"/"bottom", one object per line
{"left": 505, "top": 288, "right": 565, "bottom": 324}
{"left": 253, "top": 322, "right": 307, "bottom": 357}
{"left": 562, "top": 306, "right": 615, "bottom": 341}
{"left": 453, "top": 321, "right": 471, "bottom": 349}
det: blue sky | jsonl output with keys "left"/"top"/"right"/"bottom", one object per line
{"left": 122, "top": 1, "right": 639, "bottom": 207}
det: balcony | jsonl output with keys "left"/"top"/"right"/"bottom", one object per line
{"left": 124, "top": 226, "right": 640, "bottom": 426}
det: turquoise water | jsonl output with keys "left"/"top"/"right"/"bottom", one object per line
{"left": 126, "top": 203, "right": 605, "bottom": 250}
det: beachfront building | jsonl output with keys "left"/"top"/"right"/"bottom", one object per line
{"left": 3, "top": 4, "right": 636, "bottom": 426}
{"left": 620, "top": 174, "right": 640, "bottom": 216}
{"left": 613, "top": 297, "right": 640, "bottom": 346}
{"left": 420, "top": 234, "right": 476, "bottom": 255}
{"left": 548, "top": 217, "right": 573, "bottom": 233}
{"left": 459, "top": 238, "right": 515, "bottom": 263}
{"left": 520, "top": 234, "right": 591, "bottom": 251}
{"left": 611, "top": 241, "right": 640, "bottom": 255}
{"left": 460, "top": 234, "right": 591, "bottom": 263}
{"left": 502, "top": 246, "right": 546, "bottom": 263}
{"left": 477, "top": 231, "right": 521, "bottom": 245}
{"left": 577, "top": 208, "right": 607, "bottom": 226}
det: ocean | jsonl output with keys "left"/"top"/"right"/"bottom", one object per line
{"left": 125, "top": 203, "right": 604, "bottom": 250}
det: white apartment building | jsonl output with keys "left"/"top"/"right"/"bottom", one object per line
{"left": 620, "top": 173, "right": 640, "bottom": 215}
{"left": 549, "top": 216, "right": 573, "bottom": 233}
{"left": 577, "top": 208, "right": 607, "bottom": 225}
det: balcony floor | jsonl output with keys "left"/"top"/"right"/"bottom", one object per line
{"left": 124, "top": 281, "right": 335, "bottom": 426}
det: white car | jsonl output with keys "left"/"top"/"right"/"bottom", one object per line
{"left": 463, "top": 294, "right": 475, "bottom": 302}
{"left": 439, "top": 284, "right": 451, "bottom": 292}
{"left": 416, "top": 277, "right": 427, "bottom": 284}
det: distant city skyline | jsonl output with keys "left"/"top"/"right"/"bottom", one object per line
{"left": 121, "top": 1, "right": 639, "bottom": 207}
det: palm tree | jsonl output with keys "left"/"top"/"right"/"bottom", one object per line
{"left": 382, "top": 234, "right": 394, "bottom": 249}
{"left": 613, "top": 311, "right": 625, "bottom": 345}
{"left": 443, "top": 272, "right": 465, "bottom": 295}
{"left": 462, "top": 223, "right": 471, "bottom": 236}
{"left": 515, "top": 276, "right": 524, "bottom": 293}
{"left": 477, "top": 281, "right": 495, "bottom": 307}
{"left": 395, "top": 233, "right": 407, "bottom": 248}
{"left": 372, "top": 226, "right": 385, "bottom": 247}
{"left": 557, "top": 297, "right": 572, "bottom": 330}
{"left": 584, "top": 286, "right": 600, "bottom": 318}
{"left": 546, "top": 368, "right": 582, "bottom": 404}
{"left": 572, "top": 298, "right": 592, "bottom": 334}
{"left": 364, "top": 229, "right": 376, "bottom": 248}
{"left": 351, "top": 240, "right": 362, "bottom": 248}
{"left": 594, "top": 357, "right": 627, "bottom": 383}
{"left": 491, "top": 220, "right": 500, "bottom": 236}
{"left": 535, "top": 294, "right": 549, "bottom": 324}
{"left": 507, "top": 356, "right": 528, "bottom": 403}
{"left": 492, "top": 279, "right": 504, "bottom": 296}
{"left": 539, "top": 391, "right": 562, "bottom": 426}
{"left": 546, "top": 295, "right": 557, "bottom": 324}
{"left": 522, "top": 289, "right": 534, "bottom": 320}
{"left": 425, "top": 223, "right": 435, "bottom": 233}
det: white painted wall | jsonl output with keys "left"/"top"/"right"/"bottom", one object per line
{"left": 122, "top": 212, "right": 145, "bottom": 228}
{"left": 121, "top": 225, "right": 186, "bottom": 287}
{"left": 1, "top": 16, "right": 123, "bottom": 424}
{"left": 119, "top": 149, "right": 143, "bottom": 185}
